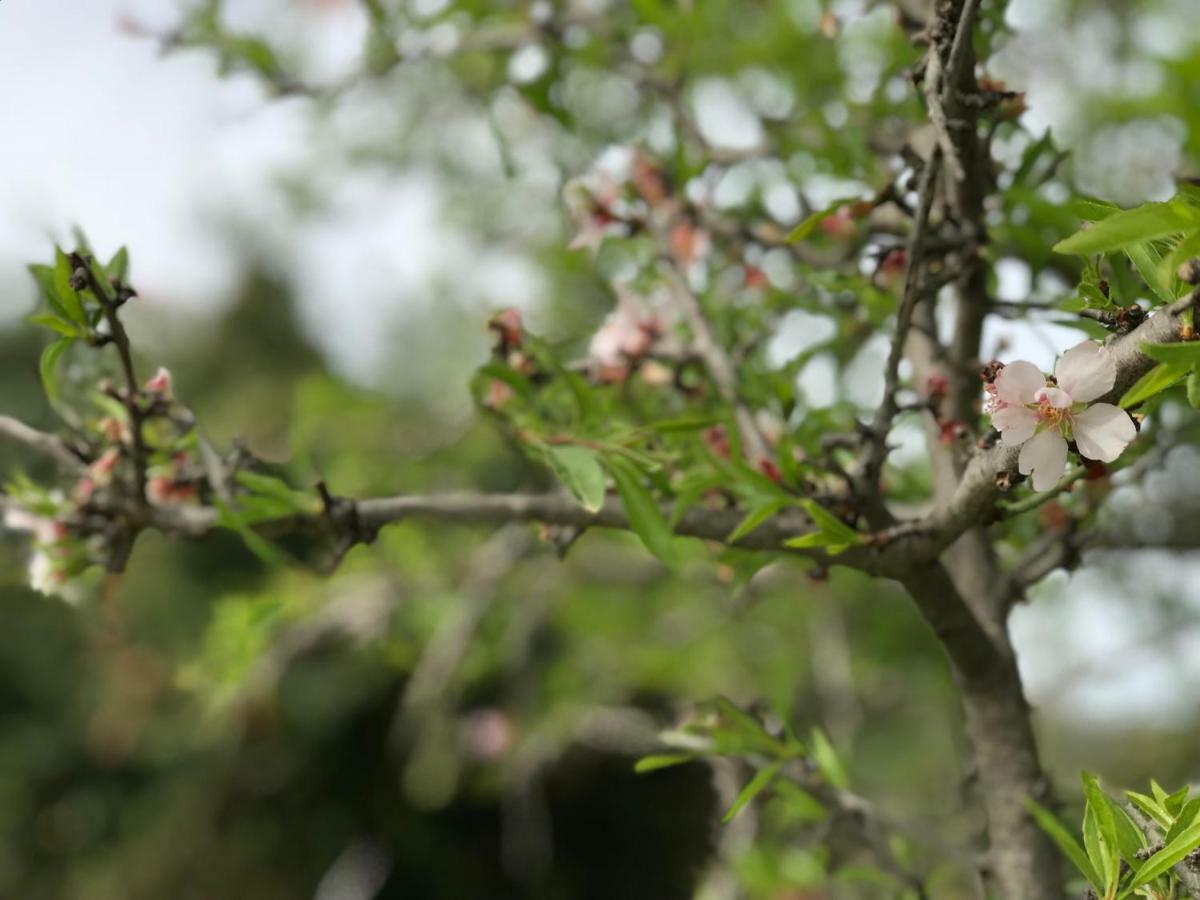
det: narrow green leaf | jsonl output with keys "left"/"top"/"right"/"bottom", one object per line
{"left": 106, "top": 246, "right": 130, "bottom": 282}
{"left": 1026, "top": 798, "right": 1103, "bottom": 891}
{"left": 544, "top": 445, "right": 607, "bottom": 513}
{"left": 1054, "top": 201, "right": 1197, "bottom": 256}
{"left": 1082, "top": 773, "right": 1120, "bottom": 890}
{"left": 39, "top": 337, "right": 75, "bottom": 407}
{"left": 722, "top": 763, "right": 781, "bottom": 823}
{"left": 1165, "top": 785, "right": 1190, "bottom": 817}
{"left": 727, "top": 497, "right": 789, "bottom": 543}
{"left": 1126, "top": 242, "right": 1179, "bottom": 305}
{"left": 1127, "top": 791, "right": 1172, "bottom": 830}
{"left": 1165, "top": 797, "right": 1200, "bottom": 845}
{"left": 1083, "top": 773, "right": 1119, "bottom": 851}
{"left": 234, "top": 471, "right": 319, "bottom": 516}
{"left": 1083, "top": 806, "right": 1114, "bottom": 891}
{"left": 800, "top": 499, "right": 862, "bottom": 547}
{"left": 711, "top": 697, "right": 785, "bottom": 755}
{"left": 633, "top": 754, "right": 694, "bottom": 774}
{"left": 607, "top": 455, "right": 677, "bottom": 566}
{"left": 53, "top": 247, "right": 87, "bottom": 328}
{"left": 1108, "top": 798, "right": 1149, "bottom": 863}
{"left": 810, "top": 727, "right": 850, "bottom": 791}
{"left": 1151, "top": 779, "right": 1170, "bottom": 807}
{"left": 786, "top": 196, "right": 864, "bottom": 243}
{"left": 28, "top": 314, "right": 79, "bottom": 338}
{"left": 785, "top": 531, "right": 852, "bottom": 555}
{"left": 1142, "top": 341, "right": 1200, "bottom": 366}
{"left": 1120, "top": 362, "right": 1190, "bottom": 408}
{"left": 1188, "top": 369, "right": 1200, "bottom": 409}
{"left": 214, "top": 499, "right": 290, "bottom": 566}
{"left": 29, "top": 263, "right": 72, "bottom": 323}
{"left": 1129, "top": 818, "right": 1200, "bottom": 887}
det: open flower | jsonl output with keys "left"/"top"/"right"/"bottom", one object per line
{"left": 988, "top": 340, "right": 1136, "bottom": 491}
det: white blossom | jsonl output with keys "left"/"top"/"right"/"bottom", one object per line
{"left": 988, "top": 340, "right": 1137, "bottom": 491}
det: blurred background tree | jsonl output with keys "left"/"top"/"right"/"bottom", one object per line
{"left": 5, "top": 1, "right": 1200, "bottom": 898}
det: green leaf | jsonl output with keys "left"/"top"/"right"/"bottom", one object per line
{"left": 1108, "top": 798, "right": 1149, "bottom": 864}
{"left": 607, "top": 454, "right": 678, "bottom": 567}
{"left": 233, "top": 471, "right": 320, "bottom": 518}
{"left": 106, "top": 246, "right": 130, "bottom": 282}
{"left": 786, "top": 196, "right": 863, "bottom": 243}
{"left": 800, "top": 500, "right": 861, "bottom": 544}
{"left": 1054, "top": 200, "right": 1197, "bottom": 256}
{"left": 1188, "top": 369, "right": 1200, "bottom": 409}
{"left": 721, "top": 763, "right": 781, "bottom": 823}
{"left": 1151, "top": 779, "right": 1170, "bottom": 807}
{"left": 39, "top": 337, "right": 75, "bottom": 407}
{"left": 727, "top": 496, "right": 789, "bottom": 543}
{"left": 1120, "top": 362, "right": 1190, "bottom": 408}
{"left": 1142, "top": 341, "right": 1200, "bottom": 366}
{"left": 1129, "top": 817, "right": 1200, "bottom": 888}
{"left": 1164, "top": 785, "right": 1191, "bottom": 817}
{"left": 1127, "top": 791, "right": 1172, "bottom": 830}
{"left": 1082, "top": 773, "right": 1119, "bottom": 890}
{"left": 1026, "top": 798, "right": 1103, "bottom": 891}
{"left": 633, "top": 754, "right": 694, "bottom": 774}
{"left": 810, "top": 727, "right": 850, "bottom": 791}
{"left": 53, "top": 247, "right": 88, "bottom": 328}
{"left": 786, "top": 500, "right": 862, "bottom": 554}
{"left": 1126, "top": 239, "right": 1181, "bottom": 305}
{"left": 215, "top": 499, "right": 290, "bottom": 566}
{"left": 1083, "top": 806, "right": 1114, "bottom": 892}
{"left": 28, "top": 314, "right": 79, "bottom": 338}
{"left": 710, "top": 697, "right": 785, "bottom": 755}
{"left": 544, "top": 445, "right": 607, "bottom": 513}
{"left": 1165, "top": 797, "right": 1200, "bottom": 846}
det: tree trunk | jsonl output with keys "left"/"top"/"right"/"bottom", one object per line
{"left": 901, "top": 563, "right": 1064, "bottom": 899}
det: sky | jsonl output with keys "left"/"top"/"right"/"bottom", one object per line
{"left": 2, "top": 0, "right": 1198, "bottom": 729}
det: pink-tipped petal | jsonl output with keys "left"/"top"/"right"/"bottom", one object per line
{"left": 1071, "top": 403, "right": 1137, "bottom": 463}
{"left": 995, "top": 361, "right": 1045, "bottom": 405}
{"left": 1054, "top": 340, "right": 1115, "bottom": 403}
{"left": 992, "top": 405, "right": 1038, "bottom": 446}
{"left": 1018, "top": 428, "right": 1068, "bottom": 492}
{"left": 1034, "top": 386, "right": 1073, "bottom": 409}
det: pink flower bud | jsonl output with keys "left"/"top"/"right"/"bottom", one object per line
{"left": 144, "top": 367, "right": 173, "bottom": 399}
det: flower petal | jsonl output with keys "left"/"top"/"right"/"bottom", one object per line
{"left": 1034, "top": 386, "right": 1072, "bottom": 409}
{"left": 992, "top": 405, "right": 1038, "bottom": 446}
{"left": 995, "top": 361, "right": 1045, "bottom": 405}
{"left": 1054, "top": 340, "right": 1115, "bottom": 403}
{"left": 1018, "top": 428, "right": 1068, "bottom": 492}
{"left": 1071, "top": 403, "right": 1137, "bottom": 463}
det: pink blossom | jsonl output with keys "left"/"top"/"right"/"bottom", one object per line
{"left": 989, "top": 340, "right": 1136, "bottom": 491}
{"left": 144, "top": 367, "right": 173, "bottom": 399}
{"left": 587, "top": 286, "right": 661, "bottom": 378}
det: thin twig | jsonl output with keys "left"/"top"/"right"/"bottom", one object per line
{"left": 76, "top": 259, "right": 148, "bottom": 507}
{"left": 664, "top": 268, "right": 770, "bottom": 463}
{"left": 860, "top": 148, "right": 943, "bottom": 494}
{"left": 0, "top": 415, "right": 83, "bottom": 469}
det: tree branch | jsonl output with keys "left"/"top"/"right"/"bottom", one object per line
{"left": 861, "top": 147, "right": 942, "bottom": 500}
{"left": 664, "top": 269, "right": 770, "bottom": 463}
{"left": 0, "top": 415, "right": 83, "bottom": 469}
